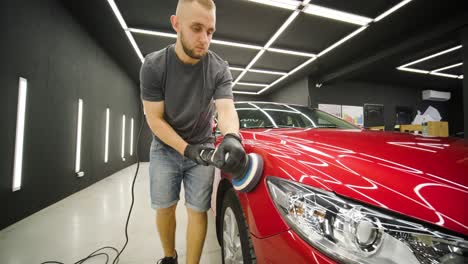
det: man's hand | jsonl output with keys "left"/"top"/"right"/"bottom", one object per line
{"left": 213, "top": 133, "right": 245, "bottom": 173}
{"left": 184, "top": 144, "right": 211, "bottom": 166}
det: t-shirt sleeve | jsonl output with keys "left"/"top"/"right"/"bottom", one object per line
{"left": 140, "top": 55, "right": 164, "bottom": 102}
{"left": 213, "top": 61, "right": 233, "bottom": 100}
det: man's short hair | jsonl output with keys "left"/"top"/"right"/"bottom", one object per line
{"left": 178, "top": 0, "right": 216, "bottom": 11}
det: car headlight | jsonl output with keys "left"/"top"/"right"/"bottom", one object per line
{"left": 267, "top": 177, "right": 468, "bottom": 264}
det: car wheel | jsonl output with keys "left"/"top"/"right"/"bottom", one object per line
{"left": 221, "top": 188, "right": 256, "bottom": 264}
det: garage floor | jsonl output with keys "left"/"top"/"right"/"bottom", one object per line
{"left": 0, "top": 163, "right": 222, "bottom": 264}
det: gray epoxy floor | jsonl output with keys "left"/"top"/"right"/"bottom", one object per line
{"left": 0, "top": 163, "right": 222, "bottom": 264}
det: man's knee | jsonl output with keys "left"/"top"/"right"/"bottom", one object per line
{"left": 186, "top": 206, "right": 207, "bottom": 218}
{"left": 157, "top": 203, "right": 177, "bottom": 216}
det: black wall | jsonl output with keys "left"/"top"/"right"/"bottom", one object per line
{"left": 268, "top": 77, "right": 309, "bottom": 106}
{"left": 234, "top": 94, "right": 268, "bottom": 102}
{"left": 308, "top": 79, "right": 463, "bottom": 135}
{"left": 1, "top": 0, "right": 142, "bottom": 230}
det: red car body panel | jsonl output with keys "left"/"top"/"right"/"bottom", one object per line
{"left": 215, "top": 126, "right": 468, "bottom": 263}
{"left": 251, "top": 230, "right": 336, "bottom": 264}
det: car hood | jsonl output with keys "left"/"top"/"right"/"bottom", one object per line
{"left": 241, "top": 128, "right": 468, "bottom": 236}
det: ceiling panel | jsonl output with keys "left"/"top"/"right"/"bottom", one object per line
{"left": 255, "top": 50, "right": 309, "bottom": 72}
{"left": 241, "top": 72, "right": 282, "bottom": 84}
{"left": 230, "top": 70, "right": 241, "bottom": 80}
{"left": 214, "top": 0, "right": 293, "bottom": 45}
{"left": 117, "top": 0, "right": 293, "bottom": 46}
{"left": 442, "top": 66, "right": 463, "bottom": 76}
{"left": 274, "top": 12, "right": 359, "bottom": 53}
{"left": 133, "top": 33, "right": 258, "bottom": 66}
{"left": 313, "top": 0, "right": 401, "bottom": 18}
{"left": 209, "top": 44, "right": 259, "bottom": 67}
{"left": 133, "top": 34, "right": 175, "bottom": 57}
{"left": 233, "top": 83, "right": 263, "bottom": 93}
{"left": 116, "top": 0, "right": 176, "bottom": 31}
{"left": 67, "top": 0, "right": 466, "bottom": 95}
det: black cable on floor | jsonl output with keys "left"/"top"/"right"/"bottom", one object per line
{"left": 41, "top": 103, "right": 145, "bottom": 264}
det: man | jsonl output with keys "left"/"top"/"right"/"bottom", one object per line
{"left": 140, "top": 0, "right": 245, "bottom": 263}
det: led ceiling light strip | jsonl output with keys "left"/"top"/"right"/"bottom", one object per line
{"left": 232, "top": 90, "right": 259, "bottom": 95}
{"left": 237, "top": 82, "right": 269, "bottom": 87}
{"left": 129, "top": 28, "right": 263, "bottom": 50}
{"left": 128, "top": 28, "right": 177, "bottom": 38}
{"left": 257, "top": 74, "right": 289, "bottom": 94}
{"left": 303, "top": 4, "right": 372, "bottom": 26}
{"left": 398, "top": 45, "right": 462, "bottom": 69}
{"left": 374, "top": 0, "right": 414, "bottom": 22}
{"left": 258, "top": 25, "right": 367, "bottom": 94}
{"left": 129, "top": 28, "right": 317, "bottom": 58}
{"left": 459, "top": 75, "right": 464, "bottom": 79}
{"left": 234, "top": 50, "right": 266, "bottom": 84}
{"left": 429, "top": 72, "right": 460, "bottom": 79}
{"left": 247, "top": 0, "right": 300, "bottom": 10}
{"left": 234, "top": 10, "right": 300, "bottom": 85}
{"left": 397, "top": 46, "right": 464, "bottom": 79}
{"left": 265, "top": 10, "right": 300, "bottom": 49}
{"left": 289, "top": 56, "right": 317, "bottom": 75}
{"left": 107, "top": 0, "right": 144, "bottom": 62}
{"left": 430, "top": 62, "right": 463, "bottom": 73}
{"left": 249, "top": 68, "right": 287, "bottom": 75}
{"left": 267, "top": 48, "right": 316, "bottom": 57}
{"left": 253, "top": 0, "right": 415, "bottom": 94}
{"left": 397, "top": 67, "right": 429, "bottom": 74}
{"left": 211, "top": 39, "right": 263, "bottom": 50}
{"left": 318, "top": 25, "right": 368, "bottom": 57}
{"left": 230, "top": 67, "right": 287, "bottom": 76}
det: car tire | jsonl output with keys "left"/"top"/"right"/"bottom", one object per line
{"left": 221, "top": 188, "right": 256, "bottom": 264}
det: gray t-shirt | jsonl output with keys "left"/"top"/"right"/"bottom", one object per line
{"left": 140, "top": 44, "right": 233, "bottom": 144}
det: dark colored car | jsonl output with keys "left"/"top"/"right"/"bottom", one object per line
{"left": 211, "top": 101, "right": 468, "bottom": 264}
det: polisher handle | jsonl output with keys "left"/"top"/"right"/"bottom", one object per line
{"left": 199, "top": 147, "right": 229, "bottom": 168}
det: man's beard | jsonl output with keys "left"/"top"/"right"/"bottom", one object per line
{"left": 180, "top": 31, "right": 207, "bottom": 60}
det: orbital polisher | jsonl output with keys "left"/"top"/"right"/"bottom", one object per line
{"left": 200, "top": 148, "right": 264, "bottom": 192}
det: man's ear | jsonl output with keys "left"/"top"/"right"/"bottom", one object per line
{"left": 170, "top": 15, "right": 179, "bottom": 33}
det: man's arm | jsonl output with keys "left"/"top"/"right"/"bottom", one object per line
{"left": 143, "top": 100, "right": 188, "bottom": 155}
{"left": 213, "top": 98, "right": 244, "bottom": 171}
{"left": 215, "top": 98, "right": 239, "bottom": 135}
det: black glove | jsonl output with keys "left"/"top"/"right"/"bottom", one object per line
{"left": 184, "top": 144, "right": 211, "bottom": 166}
{"left": 213, "top": 133, "right": 245, "bottom": 173}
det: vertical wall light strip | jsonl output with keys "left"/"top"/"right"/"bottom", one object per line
{"left": 75, "top": 99, "right": 83, "bottom": 175}
{"left": 105, "top": 108, "right": 110, "bottom": 163}
{"left": 121, "top": 115, "right": 126, "bottom": 161}
{"left": 12, "top": 77, "right": 28, "bottom": 192}
{"left": 130, "top": 118, "right": 134, "bottom": 156}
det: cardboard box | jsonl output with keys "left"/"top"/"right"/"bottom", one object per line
{"left": 423, "top": 121, "right": 449, "bottom": 137}
{"left": 400, "top": 124, "right": 423, "bottom": 133}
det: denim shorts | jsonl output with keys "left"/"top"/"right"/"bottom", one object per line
{"left": 149, "top": 137, "right": 215, "bottom": 212}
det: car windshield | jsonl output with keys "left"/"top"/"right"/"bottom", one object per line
{"left": 235, "top": 102, "right": 358, "bottom": 129}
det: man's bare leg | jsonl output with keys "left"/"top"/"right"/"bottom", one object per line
{"left": 156, "top": 204, "right": 178, "bottom": 257}
{"left": 186, "top": 207, "right": 208, "bottom": 264}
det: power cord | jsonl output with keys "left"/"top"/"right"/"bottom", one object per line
{"left": 41, "top": 103, "right": 145, "bottom": 264}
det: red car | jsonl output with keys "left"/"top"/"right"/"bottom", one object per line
{"left": 211, "top": 101, "right": 468, "bottom": 264}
